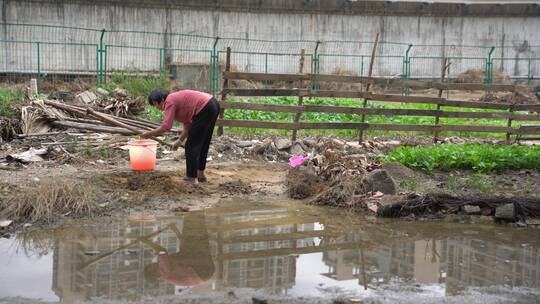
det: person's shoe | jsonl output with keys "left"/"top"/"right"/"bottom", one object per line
{"left": 183, "top": 176, "right": 203, "bottom": 189}
{"left": 197, "top": 176, "right": 208, "bottom": 183}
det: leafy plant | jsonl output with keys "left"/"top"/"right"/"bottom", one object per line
{"left": 385, "top": 144, "right": 540, "bottom": 172}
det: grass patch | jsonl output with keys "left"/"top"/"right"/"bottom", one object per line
{"left": 384, "top": 144, "right": 540, "bottom": 172}
{"left": 0, "top": 89, "right": 24, "bottom": 117}
{"left": 102, "top": 72, "right": 168, "bottom": 98}
{"left": 1, "top": 179, "right": 102, "bottom": 222}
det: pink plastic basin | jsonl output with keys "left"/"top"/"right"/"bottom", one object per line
{"left": 127, "top": 139, "right": 158, "bottom": 171}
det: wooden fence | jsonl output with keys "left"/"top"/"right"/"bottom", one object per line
{"left": 216, "top": 47, "right": 540, "bottom": 143}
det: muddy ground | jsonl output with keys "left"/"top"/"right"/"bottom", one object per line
{"left": 1, "top": 134, "right": 540, "bottom": 236}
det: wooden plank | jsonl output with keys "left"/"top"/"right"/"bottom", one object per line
{"left": 223, "top": 71, "right": 309, "bottom": 82}
{"left": 315, "top": 90, "right": 372, "bottom": 99}
{"left": 440, "top": 99, "right": 510, "bottom": 110}
{"left": 370, "top": 94, "right": 444, "bottom": 104}
{"left": 51, "top": 121, "right": 136, "bottom": 135}
{"left": 217, "top": 119, "right": 516, "bottom": 133}
{"left": 438, "top": 125, "right": 512, "bottom": 133}
{"left": 221, "top": 101, "right": 300, "bottom": 113}
{"left": 217, "top": 119, "right": 297, "bottom": 130}
{"left": 217, "top": 119, "right": 366, "bottom": 130}
{"left": 311, "top": 74, "right": 373, "bottom": 84}
{"left": 220, "top": 101, "right": 540, "bottom": 122}
{"left": 223, "top": 88, "right": 309, "bottom": 96}
{"left": 223, "top": 88, "right": 525, "bottom": 111}
{"left": 512, "top": 104, "right": 540, "bottom": 111}
{"left": 517, "top": 125, "right": 540, "bottom": 135}
{"left": 367, "top": 124, "right": 437, "bottom": 132}
{"left": 300, "top": 122, "right": 367, "bottom": 129}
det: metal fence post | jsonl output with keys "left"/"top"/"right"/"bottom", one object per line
{"left": 402, "top": 44, "right": 413, "bottom": 96}
{"left": 36, "top": 41, "right": 41, "bottom": 93}
{"left": 159, "top": 47, "right": 165, "bottom": 79}
{"left": 211, "top": 37, "right": 220, "bottom": 97}
{"left": 485, "top": 46, "right": 495, "bottom": 84}
{"left": 527, "top": 58, "right": 532, "bottom": 85}
{"left": 98, "top": 29, "right": 106, "bottom": 85}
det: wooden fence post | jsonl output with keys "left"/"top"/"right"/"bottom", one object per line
{"left": 433, "top": 57, "right": 449, "bottom": 143}
{"left": 358, "top": 33, "right": 379, "bottom": 143}
{"left": 217, "top": 47, "right": 231, "bottom": 136}
{"left": 292, "top": 49, "right": 306, "bottom": 141}
{"left": 506, "top": 105, "right": 514, "bottom": 143}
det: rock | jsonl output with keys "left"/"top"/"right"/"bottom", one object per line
{"left": 252, "top": 297, "right": 268, "bottom": 304}
{"left": 236, "top": 140, "right": 254, "bottom": 148}
{"left": 49, "top": 91, "right": 73, "bottom": 101}
{"left": 463, "top": 205, "right": 481, "bottom": 214}
{"left": 76, "top": 90, "right": 99, "bottom": 104}
{"left": 0, "top": 220, "right": 12, "bottom": 229}
{"left": 303, "top": 138, "right": 318, "bottom": 147}
{"left": 495, "top": 203, "right": 515, "bottom": 220}
{"left": 6, "top": 147, "right": 48, "bottom": 163}
{"left": 289, "top": 143, "right": 305, "bottom": 155}
{"left": 365, "top": 169, "right": 397, "bottom": 195}
{"left": 526, "top": 218, "right": 540, "bottom": 225}
{"left": 96, "top": 87, "right": 110, "bottom": 96}
{"left": 114, "top": 87, "right": 128, "bottom": 97}
{"left": 274, "top": 138, "right": 292, "bottom": 150}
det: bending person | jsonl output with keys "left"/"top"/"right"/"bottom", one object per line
{"left": 143, "top": 88, "right": 220, "bottom": 189}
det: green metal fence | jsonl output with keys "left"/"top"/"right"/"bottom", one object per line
{"left": 1, "top": 22, "right": 540, "bottom": 96}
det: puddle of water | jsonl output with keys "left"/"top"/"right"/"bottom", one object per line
{"left": 1, "top": 200, "right": 539, "bottom": 303}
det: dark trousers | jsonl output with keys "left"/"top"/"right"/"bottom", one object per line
{"left": 185, "top": 98, "right": 220, "bottom": 178}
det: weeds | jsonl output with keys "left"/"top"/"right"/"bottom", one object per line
{"left": 385, "top": 144, "right": 540, "bottom": 172}
{"left": 399, "top": 179, "right": 418, "bottom": 191}
{"left": 106, "top": 72, "right": 168, "bottom": 98}
{"left": 464, "top": 173, "right": 493, "bottom": 191}
{"left": 1, "top": 179, "right": 102, "bottom": 222}
{"left": 0, "top": 89, "right": 24, "bottom": 117}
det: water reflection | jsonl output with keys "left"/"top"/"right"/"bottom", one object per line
{"left": 4, "top": 201, "right": 540, "bottom": 302}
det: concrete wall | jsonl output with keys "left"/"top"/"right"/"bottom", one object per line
{"left": 1, "top": 0, "right": 539, "bottom": 81}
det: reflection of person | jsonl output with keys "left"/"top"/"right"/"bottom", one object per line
{"left": 144, "top": 211, "right": 214, "bottom": 288}
{"left": 142, "top": 88, "right": 220, "bottom": 189}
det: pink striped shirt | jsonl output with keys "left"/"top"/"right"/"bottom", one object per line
{"left": 158, "top": 90, "right": 213, "bottom": 132}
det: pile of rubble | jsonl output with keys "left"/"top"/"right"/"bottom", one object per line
{"left": 213, "top": 136, "right": 398, "bottom": 162}
{"left": 478, "top": 91, "right": 540, "bottom": 105}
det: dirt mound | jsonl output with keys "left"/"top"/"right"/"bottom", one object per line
{"left": 218, "top": 180, "right": 252, "bottom": 195}
{"left": 455, "top": 69, "right": 511, "bottom": 84}
{"left": 102, "top": 171, "right": 195, "bottom": 198}
{"left": 478, "top": 91, "right": 539, "bottom": 105}
{"left": 286, "top": 166, "right": 325, "bottom": 199}
{"left": 308, "top": 176, "right": 366, "bottom": 207}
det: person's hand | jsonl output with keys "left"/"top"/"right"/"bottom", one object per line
{"left": 141, "top": 131, "right": 152, "bottom": 139}
{"left": 172, "top": 138, "right": 186, "bottom": 150}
